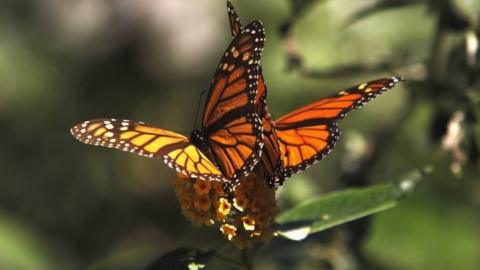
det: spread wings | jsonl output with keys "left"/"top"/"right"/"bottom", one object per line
{"left": 71, "top": 119, "right": 225, "bottom": 181}
{"left": 202, "top": 20, "right": 266, "bottom": 183}
{"left": 274, "top": 124, "right": 340, "bottom": 182}
{"left": 225, "top": 2, "right": 404, "bottom": 186}
{"left": 274, "top": 77, "right": 404, "bottom": 181}
{"left": 276, "top": 77, "right": 404, "bottom": 127}
{"left": 70, "top": 14, "right": 266, "bottom": 186}
{"left": 254, "top": 73, "right": 340, "bottom": 187}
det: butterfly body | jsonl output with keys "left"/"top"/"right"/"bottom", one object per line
{"left": 71, "top": 20, "right": 267, "bottom": 188}
{"left": 190, "top": 130, "right": 208, "bottom": 149}
{"left": 72, "top": 2, "right": 404, "bottom": 190}
{"left": 226, "top": 1, "right": 404, "bottom": 187}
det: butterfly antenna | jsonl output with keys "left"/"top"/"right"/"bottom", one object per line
{"left": 193, "top": 91, "right": 207, "bottom": 129}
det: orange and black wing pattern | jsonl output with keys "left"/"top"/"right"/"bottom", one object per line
{"left": 71, "top": 119, "right": 224, "bottom": 181}
{"left": 202, "top": 20, "right": 266, "bottom": 183}
{"left": 276, "top": 77, "right": 404, "bottom": 127}
{"left": 225, "top": 2, "right": 403, "bottom": 185}
{"left": 227, "top": 1, "right": 242, "bottom": 37}
{"left": 253, "top": 72, "right": 282, "bottom": 186}
{"left": 274, "top": 77, "right": 404, "bottom": 180}
{"left": 274, "top": 123, "right": 340, "bottom": 181}
{"left": 258, "top": 93, "right": 283, "bottom": 187}
{"left": 226, "top": 2, "right": 282, "bottom": 186}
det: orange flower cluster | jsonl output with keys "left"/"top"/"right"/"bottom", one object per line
{"left": 174, "top": 172, "right": 277, "bottom": 248}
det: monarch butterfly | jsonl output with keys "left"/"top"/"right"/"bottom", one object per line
{"left": 226, "top": 1, "right": 404, "bottom": 187}
{"left": 71, "top": 20, "right": 267, "bottom": 187}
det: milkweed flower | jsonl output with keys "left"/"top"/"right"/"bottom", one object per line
{"left": 174, "top": 170, "right": 277, "bottom": 248}
{"left": 220, "top": 224, "right": 237, "bottom": 240}
{"left": 215, "top": 197, "right": 232, "bottom": 221}
{"left": 242, "top": 215, "right": 256, "bottom": 231}
{"left": 233, "top": 195, "right": 248, "bottom": 212}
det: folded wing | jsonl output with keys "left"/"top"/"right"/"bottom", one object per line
{"left": 203, "top": 21, "right": 266, "bottom": 183}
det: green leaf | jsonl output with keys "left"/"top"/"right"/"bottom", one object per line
{"left": 343, "top": 0, "right": 425, "bottom": 28}
{"left": 0, "top": 211, "right": 57, "bottom": 270}
{"left": 275, "top": 166, "right": 432, "bottom": 240}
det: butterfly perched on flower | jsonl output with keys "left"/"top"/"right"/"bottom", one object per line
{"left": 71, "top": 20, "right": 267, "bottom": 187}
{"left": 226, "top": 1, "right": 404, "bottom": 187}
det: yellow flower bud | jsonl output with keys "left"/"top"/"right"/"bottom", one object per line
{"left": 220, "top": 224, "right": 237, "bottom": 240}
{"left": 233, "top": 196, "right": 248, "bottom": 212}
{"left": 242, "top": 215, "right": 256, "bottom": 231}
{"left": 215, "top": 197, "right": 231, "bottom": 221}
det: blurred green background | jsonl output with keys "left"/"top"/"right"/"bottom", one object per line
{"left": 1, "top": 0, "right": 479, "bottom": 269}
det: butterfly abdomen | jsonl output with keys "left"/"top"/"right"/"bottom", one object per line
{"left": 190, "top": 129, "right": 217, "bottom": 164}
{"left": 190, "top": 130, "right": 209, "bottom": 149}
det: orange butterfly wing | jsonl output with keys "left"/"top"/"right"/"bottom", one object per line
{"left": 274, "top": 77, "right": 404, "bottom": 180}
{"left": 202, "top": 20, "right": 266, "bottom": 183}
{"left": 227, "top": 1, "right": 242, "bottom": 38}
{"left": 225, "top": 3, "right": 282, "bottom": 185}
{"left": 256, "top": 76, "right": 283, "bottom": 185}
{"left": 274, "top": 124, "right": 340, "bottom": 181}
{"left": 276, "top": 77, "right": 403, "bottom": 127}
{"left": 226, "top": 2, "right": 403, "bottom": 186}
{"left": 259, "top": 106, "right": 283, "bottom": 185}
{"left": 71, "top": 14, "right": 265, "bottom": 186}
{"left": 71, "top": 119, "right": 224, "bottom": 181}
